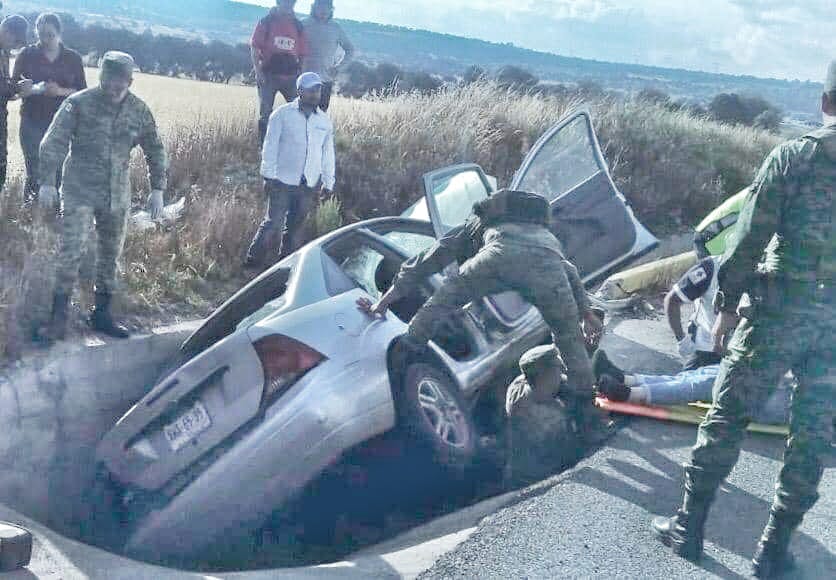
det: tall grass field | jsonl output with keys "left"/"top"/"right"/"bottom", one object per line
{"left": 0, "top": 70, "right": 782, "bottom": 359}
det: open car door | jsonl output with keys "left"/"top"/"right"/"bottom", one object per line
{"left": 511, "top": 110, "right": 657, "bottom": 282}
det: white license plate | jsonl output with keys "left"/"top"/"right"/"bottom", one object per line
{"left": 164, "top": 401, "right": 211, "bottom": 452}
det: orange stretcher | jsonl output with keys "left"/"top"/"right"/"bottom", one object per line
{"left": 596, "top": 398, "right": 789, "bottom": 436}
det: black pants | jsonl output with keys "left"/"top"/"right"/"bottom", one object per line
{"left": 257, "top": 73, "right": 298, "bottom": 145}
{"left": 20, "top": 115, "right": 60, "bottom": 197}
{"left": 320, "top": 81, "right": 334, "bottom": 112}
{"left": 247, "top": 181, "right": 316, "bottom": 265}
{"left": 683, "top": 350, "right": 722, "bottom": 371}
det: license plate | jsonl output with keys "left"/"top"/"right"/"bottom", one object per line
{"left": 164, "top": 401, "right": 211, "bottom": 452}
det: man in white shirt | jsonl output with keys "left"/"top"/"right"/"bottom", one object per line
{"left": 246, "top": 71, "right": 336, "bottom": 267}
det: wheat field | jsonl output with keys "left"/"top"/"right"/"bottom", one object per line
{"left": 0, "top": 71, "right": 781, "bottom": 359}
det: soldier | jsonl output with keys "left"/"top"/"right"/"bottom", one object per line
{"left": 652, "top": 61, "right": 835, "bottom": 579}
{"left": 358, "top": 189, "right": 610, "bottom": 444}
{"left": 36, "top": 51, "right": 167, "bottom": 342}
{"left": 505, "top": 345, "right": 578, "bottom": 486}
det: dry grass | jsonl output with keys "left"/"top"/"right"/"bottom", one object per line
{"left": 0, "top": 73, "right": 781, "bottom": 359}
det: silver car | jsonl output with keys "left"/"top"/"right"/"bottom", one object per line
{"left": 96, "top": 110, "right": 657, "bottom": 561}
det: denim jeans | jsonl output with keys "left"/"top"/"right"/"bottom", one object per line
{"left": 246, "top": 180, "right": 315, "bottom": 265}
{"left": 257, "top": 73, "right": 297, "bottom": 145}
{"left": 633, "top": 364, "right": 791, "bottom": 424}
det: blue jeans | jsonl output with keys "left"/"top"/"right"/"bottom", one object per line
{"left": 246, "top": 180, "right": 315, "bottom": 265}
{"left": 633, "top": 364, "right": 791, "bottom": 424}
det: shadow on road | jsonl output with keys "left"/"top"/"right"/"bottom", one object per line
{"left": 573, "top": 428, "right": 835, "bottom": 579}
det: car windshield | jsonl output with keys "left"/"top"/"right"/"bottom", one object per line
{"left": 515, "top": 115, "right": 601, "bottom": 202}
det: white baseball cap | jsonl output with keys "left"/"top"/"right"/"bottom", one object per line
{"left": 297, "top": 72, "right": 324, "bottom": 91}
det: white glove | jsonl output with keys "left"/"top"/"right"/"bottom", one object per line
{"left": 147, "top": 189, "right": 164, "bottom": 220}
{"left": 677, "top": 336, "right": 697, "bottom": 361}
{"left": 38, "top": 185, "right": 59, "bottom": 209}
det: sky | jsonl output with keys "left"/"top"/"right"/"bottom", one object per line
{"left": 246, "top": 0, "right": 834, "bottom": 82}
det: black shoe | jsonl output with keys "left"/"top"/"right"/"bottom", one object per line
{"left": 89, "top": 292, "right": 130, "bottom": 339}
{"left": 598, "top": 374, "right": 631, "bottom": 402}
{"left": 752, "top": 543, "right": 796, "bottom": 579}
{"left": 592, "top": 349, "right": 625, "bottom": 383}
{"left": 652, "top": 512, "right": 704, "bottom": 563}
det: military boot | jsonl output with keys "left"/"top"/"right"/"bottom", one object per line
{"left": 34, "top": 291, "right": 70, "bottom": 345}
{"left": 751, "top": 512, "right": 801, "bottom": 578}
{"left": 89, "top": 292, "right": 130, "bottom": 339}
{"left": 652, "top": 492, "right": 714, "bottom": 562}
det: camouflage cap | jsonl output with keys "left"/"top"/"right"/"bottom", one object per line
{"left": 826, "top": 60, "right": 836, "bottom": 94}
{"left": 101, "top": 51, "right": 135, "bottom": 78}
{"left": 519, "top": 345, "right": 563, "bottom": 383}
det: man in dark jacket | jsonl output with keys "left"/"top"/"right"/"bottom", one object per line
{"left": 358, "top": 189, "right": 610, "bottom": 445}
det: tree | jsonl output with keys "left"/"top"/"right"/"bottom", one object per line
{"left": 462, "top": 64, "right": 486, "bottom": 85}
{"left": 636, "top": 87, "right": 671, "bottom": 105}
{"left": 709, "top": 93, "right": 782, "bottom": 129}
{"left": 495, "top": 65, "right": 538, "bottom": 91}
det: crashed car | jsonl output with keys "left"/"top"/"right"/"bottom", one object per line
{"left": 96, "top": 110, "right": 658, "bottom": 560}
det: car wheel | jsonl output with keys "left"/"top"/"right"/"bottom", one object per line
{"left": 397, "top": 363, "right": 477, "bottom": 473}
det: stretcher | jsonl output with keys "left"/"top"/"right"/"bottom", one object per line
{"left": 596, "top": 398, "right": 788, "bottom": 436}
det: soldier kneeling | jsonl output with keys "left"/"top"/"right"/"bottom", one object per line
{"left": 505, "top": 345, "right": 582, "bottom": 487}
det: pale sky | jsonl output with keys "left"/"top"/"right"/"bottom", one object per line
{"left": 246, "top": 0, "right": 833, "bottom": 82}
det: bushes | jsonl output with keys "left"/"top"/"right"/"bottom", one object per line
{"left": 0, "top": 79, "right": 780, "bottom": 357}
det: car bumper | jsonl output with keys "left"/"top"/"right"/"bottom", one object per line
{"left": 124, "top": 359, "right": 396, "bottom": 561}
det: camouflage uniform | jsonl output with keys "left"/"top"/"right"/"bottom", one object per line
{"left": 505, "top": 345, "right": 578, "bottom": 486}
{"left": 392, "top": 190, "right": 594, "bottom": 396}
{"left": 39, "top": 86, "right": 167, "bottom": 295}
{"left": 404, "top": 221, "right": 596, "bottom": 397}
{"left": 655, "top": 123, "right": 835, "bottom": 569}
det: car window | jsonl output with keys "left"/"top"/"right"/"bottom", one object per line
{"left": 326, "top": 242, "right": 389, "bottom": 299}
{"left": 516, "top": 115, "right": 600, "bottom": 202}
{"left": 383, "top": 230, "right": 436, "bottom": 258}
{"left": 428, "top": 169, "right": 490, "bottom": 232}
{"left": 400, "top": 197, "right": 430, "bottom": 222}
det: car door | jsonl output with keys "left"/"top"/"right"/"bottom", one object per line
{"left": 511, "top": 109, "right": 658, "bottom": 282}
{"left": 420, "top": 164, "right": 534, "bottom": 326}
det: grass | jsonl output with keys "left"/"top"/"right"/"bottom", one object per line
{"left": 0, "top": 73, "right": 782, "bottom": 359}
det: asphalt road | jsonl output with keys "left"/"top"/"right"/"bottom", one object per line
{"left": 421, "top": 314, "right": 836, "bottom": 579}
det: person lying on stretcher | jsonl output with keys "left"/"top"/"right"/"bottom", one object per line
{"left": 593, "top": 255, "right": 790, "bottom": 425}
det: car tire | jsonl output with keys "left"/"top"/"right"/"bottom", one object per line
{"left": 396, "top": 363, "right": 477, "bottom": 475}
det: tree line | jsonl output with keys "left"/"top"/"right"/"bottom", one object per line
{"left": 24, "top": 12, "right": 783, "bottom": 130}
{"left": 22, "top": 12, "right": 252, "bottom": 84}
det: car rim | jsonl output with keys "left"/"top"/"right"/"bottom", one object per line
{"left": 417, "top": 377, "right": 470, "bottom": 449}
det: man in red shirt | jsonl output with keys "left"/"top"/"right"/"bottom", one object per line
{"left": 251, "top": 0, "right": 307, "bottom": 145}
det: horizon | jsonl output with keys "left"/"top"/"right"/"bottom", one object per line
{"left": 243, "top": 0, "right": 831, "bottom": 83}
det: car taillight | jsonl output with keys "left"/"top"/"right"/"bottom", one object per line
{"left": 253, "top": 334, "right": 325, "bottom": 405}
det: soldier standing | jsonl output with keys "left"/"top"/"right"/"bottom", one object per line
{"left": 652, "top": 61, "right": 835, "bottom": 579}
{"left": 358, "top": 189, "right": 610, "bottom": 445}
{"left": 36, "top": 51, "right": 167, "bottom": 342}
